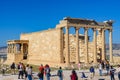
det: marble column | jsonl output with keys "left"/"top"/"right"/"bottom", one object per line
{"left": 76, "top": 27, "right": 80, "bottom": 64}
{"left": 109, "top": 29, "right": 113, "bottom": 63}
{"left": 93, "top": 28, "right": 97, "bottom": 63}
{"left": 102, "top": 29, "right": 105, "bottom": 60}
{"left": 65, "top": 27, "right": 70, "bottom": 65}
{"left": 60, "top": 28, "right": 64, "bottom": 63}
{"left": 85, "top": 28, "right": 88, "bottom": 63}
{"left": 12, "top": 44, "right": 14, "bottom": 53}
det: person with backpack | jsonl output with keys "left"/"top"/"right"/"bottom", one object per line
{"left": 27, "top": 66, "right": 33, "bottom": 80}
{"left": 70, "top": 69, "right": 78, "bottom": 80}
{"left": 38, "top": 64, "right": 44, "bottom": 80}
{"left": 25, "top": 64, "right": 29, "bottom": 80}
{"left": 106, "top": 62, "right": 110, "bottom": 75}
{"left": 18, "top": 62, "right": 24, "bottom": 79}
{"left": 44, "top": 64, "right": 51, "bottom": 80}
{"left": 10, "top": 62, "right": 16, "bottom": 75}
{"left": 110, "top": 66, "right": 116, "bottom": 80}
{"left": 89, "top": 66, "right": 95, "bottom": 79}
{"left": 57, "top": 67, "right": 63, "bottom": 80}
{"left": 118, "top": 65, "right": 120, "bottom": 80}
{"left": 81, "top": 72, "right": 87, "bottom": 78}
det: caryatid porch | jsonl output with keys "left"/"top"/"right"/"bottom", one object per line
{"left": 6, "top": 40, "right": 29, "bottom": 64}
{"left": 56, "top": 17, "right": 113, "bottom": 65}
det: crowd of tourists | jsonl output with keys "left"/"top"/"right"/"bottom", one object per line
{"left": 9, "top": 62, "right": 65, "bottom": 80}
{"left": 2, "top": 61, "right": 120, "bottom": 80}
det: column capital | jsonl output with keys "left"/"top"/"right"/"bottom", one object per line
{"left": 75, "top": 27, "right": 80, "bottom": 30}
{"left": 108, "top": 29, "right": 112, "bottom": 32}
{"left": 92, "top": 28, "right": 97, "bottom": 31}
{"left": 65, "top": 26, "right": 69, "bottom": 29}
{"left": 84, "top": 27, "right": 89, "bottom": 30}
{"left": 101, "top": 28, "right": 106, "bottom": 31}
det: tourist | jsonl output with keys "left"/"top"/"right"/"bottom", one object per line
{"left": 57, "top": 67, "right": 63, "bottom": 80}
{"left": 25, "top": 64, "right": 29, "bottom": 80}
{"left": 70, "top": 69, "right": 78, "bottom": 80}
{"left": 10, "top": 62, "right": 16, "bottom": 75}
{"left": 38, "top": 64, "right": 44, "bottom": 80}
{"left": 99, "top": 62, "right": 102, "bottom": 76}
{"left": 89, "top": 66, "right": 95, "bottom": 79}
{"left": 118, "top": 65, "right": 120, "bottom": 80}
{"left": 22, "top": 63, "right": 26, "bottom": 78}
{"left": 1, "top": 66, "right": 5, "bottom": 76}
{"left": 27, "top": 66, "right": 33, "bottom": 80}
{"left": 81, "top": 72, "right": 87, "bottom": 78}
{"left": 110, "top": 66, "right": 116, "bottom": 80}
{"left": 106, "top": 62, "right": 110, "bottom": 75}
{"left": 18, "top": 62, "right": 24, "bottom": 79}
{"left": 44, "top": 64, "right": 51, "bottom": 80}
{"left": 101, "top": 61, "right": 105, "bottom": 69}
{"left": 38, "top": 70, "right": 44, "bottom": 80}
{"left": 78, "top": 62, "right": 81, "bottom": 71}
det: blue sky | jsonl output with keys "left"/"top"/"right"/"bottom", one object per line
{"left": 0, "top": 0, "right": 120, "bottom": 46}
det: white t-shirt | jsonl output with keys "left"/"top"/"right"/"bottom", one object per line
{"left": 99, "top": 64, "right": 102, "bottom": 70}
{"left": 27, "top": 68, "right": 32, "bottom": 75}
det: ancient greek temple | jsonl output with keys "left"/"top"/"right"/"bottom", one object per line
{"left": 56, "top": 17, "right": 113, "bottom": 65}
{"left": 5, "top": 17, "right": 114, "bottom": 67}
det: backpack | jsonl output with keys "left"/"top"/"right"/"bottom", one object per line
{"left": 11, "top": 63, "right": 15, "bottom": 69}
{"left": 37, "top": 72, "right": 43, "bottom": 78}
{"left": 57, "top": 70, "right": 62, "bottom": 76}
{"left": 110, "top": 70, "right": 114, "bottom": 75}
{"left": 18, "top": 65, "right": 20, "bottom": 69}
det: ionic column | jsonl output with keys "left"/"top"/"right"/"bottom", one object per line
{"left": 11, "top": 43, "right": 14, "bottom": 53}
{"left": 84, "top": 28, "right": 88, "bottom": 63}
{"left": 93, "top": 28, "right": 97, "bottom": 63}
{"left": 60, "top": 28, "right": 64, "bottom": 63}
{"left": 109, "top": 29, "right": 113, "bottom": 63}
{"left": 12, "top": 44, "right": 14, "bottom": 53}
{"left": 65, "top": 27, "right": 70, "bottom": 65}
{"left": 75, "top": 27, "right": 80, "bottom": 64}
{"left": 102, "top": 29, "right": 105, "bottom": 60}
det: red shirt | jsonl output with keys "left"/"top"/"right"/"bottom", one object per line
{"left": 70, "top": 73, "right": 77, "bottom": 80}
{"left": 39, "top": 66, "right": 44, "bottom": 74}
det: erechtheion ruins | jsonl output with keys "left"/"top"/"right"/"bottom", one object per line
{"left": 5, "top": 17, "right": 114, "bottom": 67}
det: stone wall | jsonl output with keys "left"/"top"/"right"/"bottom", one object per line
{"left": 20, "top": 29, "right": 61, "bottom": 66}
{"left": 66, "top": 31, "right": 102, "bottom": 63}
{"left": 64, "top": 35, "right": 95, "bottom": 63}
{"left": 17, "top": 28, "right": 103, "bottom": 66}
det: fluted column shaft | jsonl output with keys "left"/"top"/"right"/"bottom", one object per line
{"left": 109, "top": 29, "right": 113, "bottom": 63}
{"left": 76, "top": 27, "right": 79, "bottom": 64}
{"left": 85, "top": 28, "right": 88, "bottom": 63}
{"left": 93, "top": 28, "right": 97, "bottom": 63}
{"left": 65, "top": 27, "right": 70, "bottom": 65}
{"left": 60, "top": 28, "right": 64, "bottom": 63}
{"left": 102, "top": 29, "right": 105, "bottom": 60}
